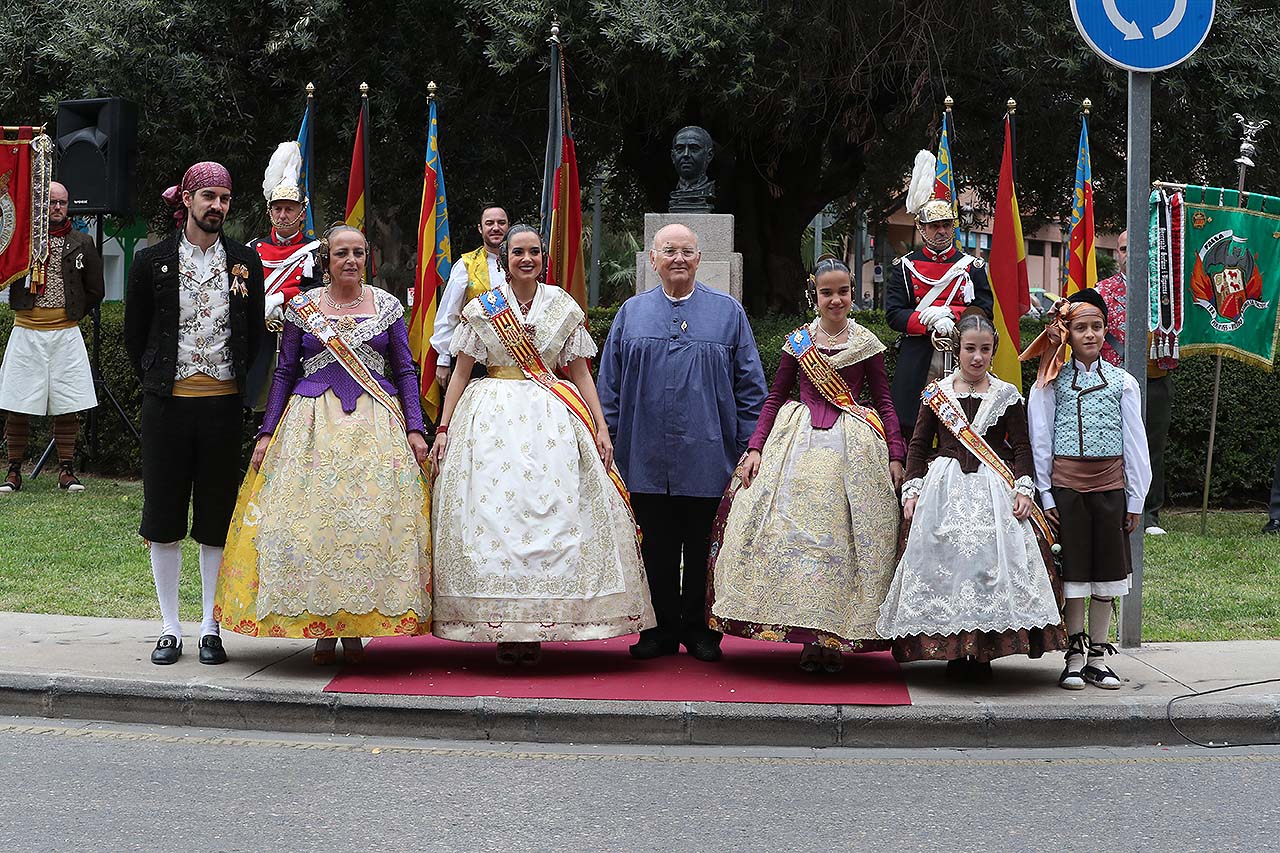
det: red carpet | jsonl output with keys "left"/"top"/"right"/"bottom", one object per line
{"left": 323, "top": 634, "right": 911, "bottom": 706}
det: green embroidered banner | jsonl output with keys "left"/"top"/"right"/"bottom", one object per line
{"left": 1180, "top": 185, "right": 1280, "bottom": 370}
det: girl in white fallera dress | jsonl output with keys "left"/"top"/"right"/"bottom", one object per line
{"left": 429, "top": 225, "right": 655, "bottom": 664}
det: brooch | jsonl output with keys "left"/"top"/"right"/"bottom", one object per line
{"left": 230, "top": 263, "right": 249, "bottom": 297}
{"left": 75, "top": 254, "right": 84, "bottom": 270}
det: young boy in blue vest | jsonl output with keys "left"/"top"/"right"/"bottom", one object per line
{"left": 1024, "top": 289, "right": 1151, "bottom": 690}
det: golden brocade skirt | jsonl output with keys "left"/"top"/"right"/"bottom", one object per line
{"left": 215, "top": 391, "right": 432, "bottom": 639}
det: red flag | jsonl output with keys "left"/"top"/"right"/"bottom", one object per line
{"left": 0, "top": 127, "right": 38, "bottom": 292}
{"left": 345, "top": 90, "right": 374, "bottom": 279}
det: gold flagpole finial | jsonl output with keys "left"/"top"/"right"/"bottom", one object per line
{"left": 550, "top": 21, "right": 561, "bottom": 43}
{"left": 427, "top": 81, "right": 437, "bottom": 101}
{"left": 360, "top": 82, "right": 369, "bottom": 98}
{"left": 1006, "top": 98, "right": 1017, "bottom": 114}
{"left": 1082, "top": 98, "right": 1092, "bottom": 115}
{"left": 306, "top": 82, "right": 315, "bottom": 98}
{"left": 944, "top": 95, "right": 954, "bottom": 112}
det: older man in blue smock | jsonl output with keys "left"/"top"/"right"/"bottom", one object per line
{"left": 599, "top": 223, "right": 767, "bottom": 662}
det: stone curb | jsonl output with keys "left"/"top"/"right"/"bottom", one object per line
{"left": 2, "top": 672, "right": 1277, "bottom": 748}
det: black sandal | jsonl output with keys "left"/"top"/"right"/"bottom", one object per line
{"left": 1083, "top": 640, "right": 1122, "bottom": 689}
{"left": 1058, "top": 632, "right": 1088, "bottom": 690}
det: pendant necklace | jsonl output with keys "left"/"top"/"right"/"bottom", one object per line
{"left": 324, "top": 284, "right": 364, "bottom": 310}
{"left": 818, "top": 318, "right": 850, "bottom": 346}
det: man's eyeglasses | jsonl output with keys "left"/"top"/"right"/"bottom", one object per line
{"left": 657, "top": 247, "right": 698, "bottom": 260}
{"left": 49, "top": 200, "right": 69, "bottom": 207}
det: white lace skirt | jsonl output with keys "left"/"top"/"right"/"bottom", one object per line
{"left": 431, "top": 377, "right": 655, "bottom": 642}
{"left": 877, "top": 458, "right": 1061, "bottom": 638}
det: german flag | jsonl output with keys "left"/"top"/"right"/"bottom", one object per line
{"left": 539, "top": 33, "right": 588, "bottom": 309}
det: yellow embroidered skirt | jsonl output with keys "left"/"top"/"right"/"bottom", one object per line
{"left": 215, "top": 390, "right": 432, "bottom": 639}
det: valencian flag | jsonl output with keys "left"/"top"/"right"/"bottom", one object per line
{"left": 1065, "top": 110, "right": 1097, "bottom": 297}
{"left": 1164, "top": 186, "right": 1280, "bottom": 370}
{"left": 296, "top": 87, "right": 317, "bottom": 240}
{"left": 539, "top": 30, "right": 588, "bottom": 309}
{"left": 934, "top": 107, "right": 958, "bottom": 215}
{"left": 345, "top": 85, "right": 374, "bottom": 279}
{"left": 409, "top": 93, "right": 452, "bottom": 423}
{"left": 0, "top": 127, "right": 52, "bottom": 292}
{"left": 988, "top": 110, "right": 1030, "bottom": 389}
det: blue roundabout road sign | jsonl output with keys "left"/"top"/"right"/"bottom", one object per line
{"left": 1070, "top": 0, "right": 1215, "bottom": 73}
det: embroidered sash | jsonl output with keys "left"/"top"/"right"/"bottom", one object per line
{"left": 785, "top": 327, "right": 886, "bottom": 441}
{"left": 289, "top": 291, "right": 407, "bottom": 432}
{"left": 476, "top": 287, "right": 635, "bottom": 517}
{"left": 921, "top": 381, "right": 1056, "bottom": 546}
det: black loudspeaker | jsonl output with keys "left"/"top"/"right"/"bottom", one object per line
{"left": 54, "top": 98, "right": 138, "bottom": 216}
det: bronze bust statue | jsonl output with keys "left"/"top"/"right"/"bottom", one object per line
{"left": 668, "top": 126, "right": 716, "bottom": 213}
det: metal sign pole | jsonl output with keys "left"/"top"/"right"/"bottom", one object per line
{"left": 1119, "top": 70, "right": 1152, "bottom": 649}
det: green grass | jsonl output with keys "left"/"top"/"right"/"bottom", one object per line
{"left": 2, "top": 477, "right": 1278, "bottom": 642}
{"left": 0, "top": 475, "right": 205, "bottom": 622}
{"left": 1140, "top": 509, "right": 1280, "bottom": 641}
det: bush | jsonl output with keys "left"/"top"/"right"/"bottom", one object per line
{"left": 6, "top": 302, "right": 1277, "bottom": 505}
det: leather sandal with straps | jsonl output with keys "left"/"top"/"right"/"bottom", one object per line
{"left": 0, "top": 461, "right": 21, "bottom": 494}
{"left": 1083, "top": 640, "right": 1122, "bottom": 689}
{"left": 58, "top": 461, "right": 85, "bottom": 492}
{"left": 1058, "top": 631, "right": 1088, "bottom": 690}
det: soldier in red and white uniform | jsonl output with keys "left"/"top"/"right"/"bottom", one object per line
{"left": 886, "top": 197, "right": 993, "bottom": 438}
{"left": 245, "top": 141, "right": 320, "bottom": 408}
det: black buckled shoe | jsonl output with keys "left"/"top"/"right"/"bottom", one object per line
{"left": 199, "top": 634, "right": 228, "bottom": 665}
{"left": 1262, "top": 519, "right": 1280, "bottom": 535}
{"left": 151, "top": 634, "right": 182, "bottom": 665}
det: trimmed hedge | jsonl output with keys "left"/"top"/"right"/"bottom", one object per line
{"left": 4, "top": 302, "right": 1279, "bottom": 506}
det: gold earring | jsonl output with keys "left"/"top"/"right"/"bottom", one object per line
{"left": 322, "top": 271, "right": 332, "bottom": 285}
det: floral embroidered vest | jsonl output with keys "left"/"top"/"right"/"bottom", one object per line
{"left": 1052, "top": 359, "right": 1125, "bottom": 458}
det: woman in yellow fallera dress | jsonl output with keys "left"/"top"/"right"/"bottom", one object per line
{"left": 215, "top": 225, "right": 433, "bottom": 664}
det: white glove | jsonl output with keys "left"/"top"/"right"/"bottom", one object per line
{"left": 934, "top": 316, "right": 956, "bottom": 337}
{"left": 264, "top": 291, "right": 285, "bottom": 322}
{"left": 917, "top": 305, "right": 949, "bottom": 329}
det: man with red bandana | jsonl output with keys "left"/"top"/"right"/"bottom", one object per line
{"left": 885, "top": 196, "right": 994, "bottom": 439}
{"left": 125, "top": 161, "right": 264, "bottom": 667}
{"left": 244, "top": 141, "right": 320, "bottom": 408}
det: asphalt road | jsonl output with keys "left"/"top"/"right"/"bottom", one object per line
{"left": 1, "top": 717, "right": 1277, "bottom": 852}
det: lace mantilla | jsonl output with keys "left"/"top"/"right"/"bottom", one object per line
{"left": 288, "top": 288, "right": 402, "bottom": 377}
{"left": 936, "top": 371, "right": 1023, "bottom": 437}
{"left": 455, "top": 284, "right": 591, "bottom": 368}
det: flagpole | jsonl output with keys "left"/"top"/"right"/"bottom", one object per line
{"left": 306, "top": 82, "right": 316, "bottom": 234}
{"left": 360, "top": 82, "right": 373, "bottom": 283}
{"left": 1198, "top": 115, "right": 1270, "bottom": 533}
{"left": 540, "top": 22, "right": 563, "bottom": 244}
{"left": 1007, "top": 98, "right": 1017, "bottom": 187}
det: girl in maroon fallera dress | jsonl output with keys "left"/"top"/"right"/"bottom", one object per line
{"left": 877, "top": 313, "right": 1065, "bottom": 680}
{"left": 707, "top": 258, "right": 904, "bottom": 673}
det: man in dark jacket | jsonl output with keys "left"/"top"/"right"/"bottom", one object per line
{"left": 124, "top": 161, "right": 264, "bottom": 667}
{"left": 0, "top": 181, "right": 103, "bottom": 493}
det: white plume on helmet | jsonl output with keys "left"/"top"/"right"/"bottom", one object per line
{"left": 262, "top": 141, "right": 303, "bottom": 201}
{"left": 906, "top": 149, "right": 936, "bottom": 216}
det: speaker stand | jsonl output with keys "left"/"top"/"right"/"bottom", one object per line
{"left": 84, "top": 215, "right": 140, "bottom": 471}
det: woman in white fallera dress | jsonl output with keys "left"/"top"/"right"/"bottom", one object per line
{"left": 429, "top": 225, "right": 655, "bottom": 664}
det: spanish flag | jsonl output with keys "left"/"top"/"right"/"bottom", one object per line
{"left": 1065, "top": 108, "right": 1097, "bottom": 297}
{"left": 989, "top": 110, "right": 1030, "bottom": 389}
{"left": 539, "top": 33, "right": 588, "bottom": 309}
{"left": 344, "top": 95, "right": 368, "bottom": 232}
{"left": 408, "top": 93, "right": 452, "bottom": 423}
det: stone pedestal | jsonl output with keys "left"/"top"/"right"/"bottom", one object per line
{"left": 635, "top": 212, "right": 744, "bottom": 302}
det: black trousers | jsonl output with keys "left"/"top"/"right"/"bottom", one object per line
{"left": 139, "top": 393, "right": 244, "bottom": 546}
{"left": 1052, "top": 486, "right": 1131, "bottom": 587}
{"left": 630, "top": 493, "right": 720, "bottom": 645}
